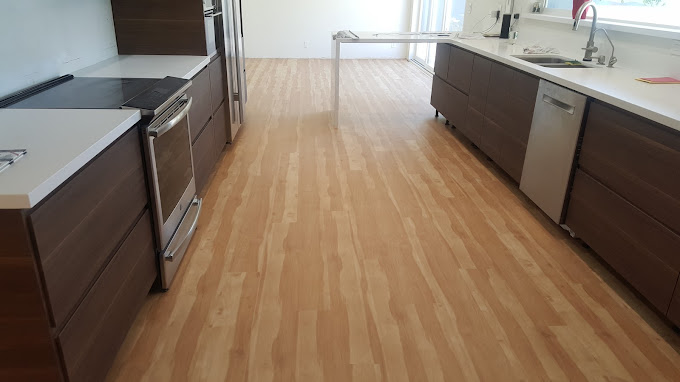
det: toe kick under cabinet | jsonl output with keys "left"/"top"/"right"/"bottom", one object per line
{"left": 565, "top": 101, "right": 680, "bottom": 325}
{"left": 431, "top": 43, "right": 539, "bottom": 183}
{"left": 0, "top": 127, "right": 156, "bottom": 382}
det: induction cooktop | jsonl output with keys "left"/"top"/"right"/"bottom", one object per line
{"left": 2, "top": 76, "right": 160, "bottom": 109}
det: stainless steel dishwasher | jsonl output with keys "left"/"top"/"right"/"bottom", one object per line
{"left": 520, "top": 80, "right": 587, "bottom": 224}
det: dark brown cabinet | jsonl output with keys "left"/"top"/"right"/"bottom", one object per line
{"left": 0, "top": 126, "right": 156, "bottom": 382}
{"left": 213, "top": 102, "right": 229, "bottom": 155}
{"left": 668, "top": 286, "right": 680, "bottom": 327}
{"left": 447, "top": 45, "right": 475, "bottom": 94}
{"left": 209, "top": 55, "right": 227, "bottom": 113}
{"left": 431, "top": 43, "right": 538, "bottom": 183}
{"left": 193, "top": 118, "right": 217, "bottom": 193}
{"left": 188, "top": 54, "right": 229, "bottom": 194}
{"left": 111, "top": 0, "right": 212, "bottom": 56}
{"left": 433, "top": 44, "right": 450, "bottom": 81}
{"left": 565, "top": 101, "right": 680, "bottom": 319}
{"left": 187, "top": 66, "right": 213, "bottom": 142}
{"left": 431, "top": 75, "right": 468, "bottom": 131}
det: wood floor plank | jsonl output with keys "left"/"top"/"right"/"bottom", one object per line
{"left": 106, "top": 59, "right": 680, "bottom": 382}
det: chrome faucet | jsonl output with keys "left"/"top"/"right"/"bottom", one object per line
{"left": 572, "top": 1, "right": 617, "bottom": 67}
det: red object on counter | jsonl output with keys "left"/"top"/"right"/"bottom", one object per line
{"left": 573, "top": 0, "right": 589, "bottom": 19}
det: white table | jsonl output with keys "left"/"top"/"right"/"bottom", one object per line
{"left": 331, "top": 31, "right": 456, "bottom": 126}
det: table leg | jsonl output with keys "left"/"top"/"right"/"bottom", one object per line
{"left": 331, "top": 37, "right": 341, "bottom": 127}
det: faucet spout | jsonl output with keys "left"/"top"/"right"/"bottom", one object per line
{"left": 572, "top": 1, "right": 599, "bottom": 61}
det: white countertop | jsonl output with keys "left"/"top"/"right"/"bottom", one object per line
{"left": 343, "top": 32, "right": 680, "bottom": 132}
{"left": 0, "top": 109, "right": 140, "bottom": 209}
{"left": 74, "top": 55, "right": 211, "bottom": 80}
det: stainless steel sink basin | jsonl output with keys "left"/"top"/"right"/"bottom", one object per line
{"left": 512, "top": 55, "right": 598, "bottom": 69}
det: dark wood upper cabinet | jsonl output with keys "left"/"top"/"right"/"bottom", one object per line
{"left": 434, "top": 44, "right": 450, "bottom": 82}
{"left": 187, "top": 67, "right": 213, "bottom": 143}
{"left": 111, "top": 0, "right": 209, "bottom": 55}
{"left": 447, "top": 45, "right": 474, "bottom": 94}
{"left": 578, "top": 101, "right": 680, "bottom": 235}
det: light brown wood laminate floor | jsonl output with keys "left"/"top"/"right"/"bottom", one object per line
{"left": 107, "top": 59, "right": 680, "bottom": 382}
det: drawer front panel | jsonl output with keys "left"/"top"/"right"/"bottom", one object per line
{"left": 579, "top": 101, "right": 680, "bottom": 235}
{"left": 213, "top": 101, "right": 228, "bottom": 154}
{"left": 480, "top": 117, "right": 504, "bottom": 164}
{"left": 667, "top": 283, "right": 680, "bottom": 326}
{"left": 461, "top": 106, "right": 483, "bottom": 147}
{"left": 500, "top": 136, "right": 528, "bottom": 183}
{"left": 433, "top": 44, "right": 450, "bottom": 81}
{"left": 187, "top": 66, "right": 212, "bottom": 143}
{"left": 566, "top": 170, "right": 679, "bottom": 312}
{"left": 431, "top": 75, "right": 468, "bottom": 129}
{"left": 193, "top": 118, "right": 217, "bottom": 193}
{"left": 209, "top": 55, "right": 226, "bottom": 113}
{"left": 58, "top": 210, "right": 156, "bottom": 382}
{"left": 468, "top": 55, "right": 492, "bottom": 113}
{"left": 447, "top": 45, "right": 474, "bottom": 94}
{"left": 30, "top": 128, "right": 147, "bottom": 328}
{"left": 485, "top": 63, "right": 538, "bottom": 144}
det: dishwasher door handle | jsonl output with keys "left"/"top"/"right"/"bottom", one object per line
{"left": 542, "top": 94, "right": 576, "bottom": 115}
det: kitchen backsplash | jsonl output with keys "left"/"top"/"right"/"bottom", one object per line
{"left": 0, "top": 0, "right": 118, "bottom": 98}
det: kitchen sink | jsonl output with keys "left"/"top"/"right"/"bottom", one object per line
{"left": 512, "top": 55, "right": 598, "bottom": 69}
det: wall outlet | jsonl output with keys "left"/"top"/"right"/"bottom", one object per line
{"left": 304, "top": 41, "right": 309, "bottom": 48}
{"left": 467, "top": 3, "right": 473, "bottom": 15}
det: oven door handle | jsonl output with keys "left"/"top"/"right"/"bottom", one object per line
{"left": 165, "top": 197, "right": 202, "bottom": 262}
{"left": 149, "top": 97, "right": 193, "bottom": 138}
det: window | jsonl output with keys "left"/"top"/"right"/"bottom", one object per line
{"left": 545, "top": 0, "right": 680, "bottom": 29}
{"left": 412, "top": 0, "right": 466, "bottom": 70}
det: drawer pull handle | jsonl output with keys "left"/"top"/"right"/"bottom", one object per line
{"left": 543, "top": 94, "right": 575, "bottom": 115}
{"left": 165, "top": 197, "right": 202, "bottom": 262}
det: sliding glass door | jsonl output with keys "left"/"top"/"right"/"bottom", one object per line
{"left": 412, "top": 0, "right": 465, "bottom": 70}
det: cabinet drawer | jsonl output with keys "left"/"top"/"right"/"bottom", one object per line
{"left": 58, "top": 210, "right": 155, "bottom": 382}
{"left": 461, "top": 105, "right": 483, "bottom": 147}
{"left": 481, "top": 117, "right": 503, "bottom": 164}
{"left": 500, "top": 136, "right": 527, "bottom": 183}
{"left": 447, "top": 45, "right": 474, "bottom": 94}
{"left": 30, "top": 128, "right": 147, "bottom": 328}
{"left": 431, "top": 75, "right": 468, "bottom": 129}
{"left": 565, "top": 170, "right": 679, "bottom": 312}
{"left": 209, "top": 55, "right": 226, "bottom": 113}
{"left": 434, "top": 44, "right": 450, "bottom": 81}
{"left": 193, "top": 118, "right": 217, "bottom": 193}
{"left": 668, "top": 284, "right": 680, "bottom": 327}
{"left": 579, "top": 101, "right": 680, "bottom": 235}
{"left": 468, "top": 55, "right": 492, "bottom": 113}
{"left": 213, "top": 101, "right": 228, "bottom": 154}
{"left": 485, "top": 62, "right": 538, "bottom": 144}
{"left": 187, "top": 66, "right": 212, "bottom": 142}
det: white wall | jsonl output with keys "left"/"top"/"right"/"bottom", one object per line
{"left": 462, "top": 0, "right": 680, "bottom": 77}
{"left": 0, "top": 0, "right": 118, "bottom": 97}
{"left": 242, "top": 0, "right": 413, "bottom": 59}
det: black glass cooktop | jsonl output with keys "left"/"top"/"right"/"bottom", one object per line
{"left": 5, "top": 77, "right": 160, "bottom": 109}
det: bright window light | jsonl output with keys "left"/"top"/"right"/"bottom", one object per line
{"left": 545, "top": 0, "right": 680, "bottom": 29}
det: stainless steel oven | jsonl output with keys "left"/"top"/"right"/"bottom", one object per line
{"left": 132, "top": 79, "right": 203, "bottom": 290}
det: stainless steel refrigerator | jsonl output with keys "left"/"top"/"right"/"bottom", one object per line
{"left": 220, "top": 0, "right": 247, "bottom": 136}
